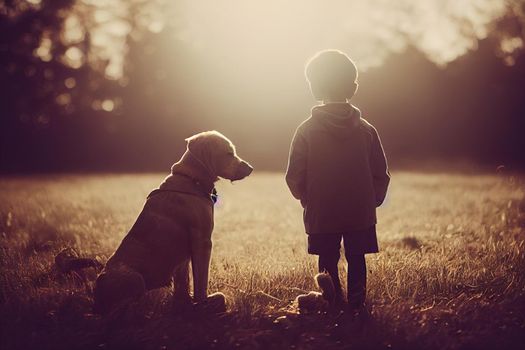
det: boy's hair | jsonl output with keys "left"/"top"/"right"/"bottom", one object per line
{"left": 305, "top": 49, "right": 358, "bottom": 100}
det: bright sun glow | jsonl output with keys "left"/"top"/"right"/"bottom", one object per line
{"left": 179, "top": 0, "right": 507, "bottom": 69}
{"left": 62, "top": 0, "right": 512, "bottom": 80}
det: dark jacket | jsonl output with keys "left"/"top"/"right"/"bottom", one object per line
{"left": 285, "top": 103, "right": 390, "bottom": 234}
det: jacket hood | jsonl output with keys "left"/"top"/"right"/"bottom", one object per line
{"left": 310, "top": 103, "right": 361, "bottom": 138}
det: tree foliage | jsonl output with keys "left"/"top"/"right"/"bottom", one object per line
{"left": 0, "top": 0, "right": 524, "bottom": 171}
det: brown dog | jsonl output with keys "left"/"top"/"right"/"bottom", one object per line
{"left": 94, "top": 131, "right": 253, "bottom": 314}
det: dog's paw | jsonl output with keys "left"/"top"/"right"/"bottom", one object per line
{"left": 194, "top": 292, "right": 227, "bottom": 314}
{"left": 207, "top": 292, "right": 227, "bottom": 312}
{"left": 172, "top": 293, "right": 193, "bottom": 314}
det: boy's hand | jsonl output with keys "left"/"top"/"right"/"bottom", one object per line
{"left": 285, "top": 127, "right": 307, "bottom": 201}
{"left": 370, "top": 126, "right": 390, "bottom": 206}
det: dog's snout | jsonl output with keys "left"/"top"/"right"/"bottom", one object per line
{"left": 243, "top": 161, "right": 254, "bottom": 175}
{"left": 232, "top": 160, "right": 253, "bottom": 180}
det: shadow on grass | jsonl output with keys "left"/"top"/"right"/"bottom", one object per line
{"left": 0, "top": 290, "right": 415, "bottom": 350}
{"left": 2, "top": 282, "right": 525, "bottom": 350}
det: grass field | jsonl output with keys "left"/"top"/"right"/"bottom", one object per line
{"left": 1, "top": 171, "right": 524, "bottom": 350}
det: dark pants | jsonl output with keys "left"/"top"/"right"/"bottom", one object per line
{"left": 308, "top": 227, "right": 376, "bottom": 308}
{"left": 318, "top": 253, "right": 366, "bottom": 308}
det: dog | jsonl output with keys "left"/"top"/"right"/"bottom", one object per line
{"left": 295, "top": 273, "right": 336, "bottom": 313}
{"left": 93, "top": 131, "right": 253, "bottom": 314}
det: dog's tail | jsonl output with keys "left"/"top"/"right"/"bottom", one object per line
{"left": 315, "top": 273, "right": 335, "bottom": 304}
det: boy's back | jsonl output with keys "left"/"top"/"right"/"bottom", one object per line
{"left": 286, "top": 102, "right": 389, "bottom": 234}
{"left": 285, "top": 49, "right": 389, "bottom": 309}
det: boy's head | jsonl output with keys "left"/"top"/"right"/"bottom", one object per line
{"left": 305, "top": 50, "right": 358, "bottom": 102}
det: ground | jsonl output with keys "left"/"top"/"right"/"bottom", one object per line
{"left": 0, "top": 171, "right": 524, "bottom": 350}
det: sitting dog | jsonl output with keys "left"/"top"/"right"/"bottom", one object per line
{"left": 295, "top": 273, "right": 336, "bottom": 313}
{"left": 94, "top": 131, "right": 253, "bottom": 314}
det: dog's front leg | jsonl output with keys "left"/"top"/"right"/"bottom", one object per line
{"left": 173, "top": 259, "right": 191, "bottom": 300}
{"left": 191, "top": 239, "right": 212, "bottom": 302}
{"left": 172, "top": 259, "right": 192, "bottom": 312}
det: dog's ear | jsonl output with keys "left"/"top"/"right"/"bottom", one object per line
{"left": 186, "top": 131, "right": 217, "bottom": 153}
{"left": 185, "top": 134, "right": 201, "bottom": 153}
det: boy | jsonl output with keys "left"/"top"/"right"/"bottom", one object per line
{"left": 285, "top": 50, "right": 390, "bottom": 312}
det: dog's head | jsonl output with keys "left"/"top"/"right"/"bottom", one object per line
{"left": 185, "top": 131, "right": 253, "bottom": 181}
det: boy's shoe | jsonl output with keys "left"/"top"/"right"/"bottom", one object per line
{"left": 333, "top": 295, "right": 347, "bottom": 311}
{"left": 334, "top": 303, "right": 370, "bottom": 333}
{"left": 347, "top": 302, "right": 370, "bottom": 321}
{"left": 326, "top": 295, "right": 347, "bottom": 315}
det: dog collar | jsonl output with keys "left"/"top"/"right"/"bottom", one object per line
{"left": 148, "top": 188, "right": 218, "bottom": 204}
{"left": 150, "top": 172, "right": 218, "bottom": 204}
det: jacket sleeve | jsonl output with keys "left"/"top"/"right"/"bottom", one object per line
{"left": 370, "top": 127, "right": 390, "bottom": 206}
{"left": 285, "top": 127, "right": 308, "bottom": 204}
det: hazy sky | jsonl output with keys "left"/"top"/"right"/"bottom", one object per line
{"left": 179, "top": 0, "right": 508, "bottom": 68}
{"left": 53, "top": 0, "right": 516, "bottom": 80}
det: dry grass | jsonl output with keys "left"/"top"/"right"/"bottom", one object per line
{"left": 0, "top": 171, "right": 524, "bottom": 350}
